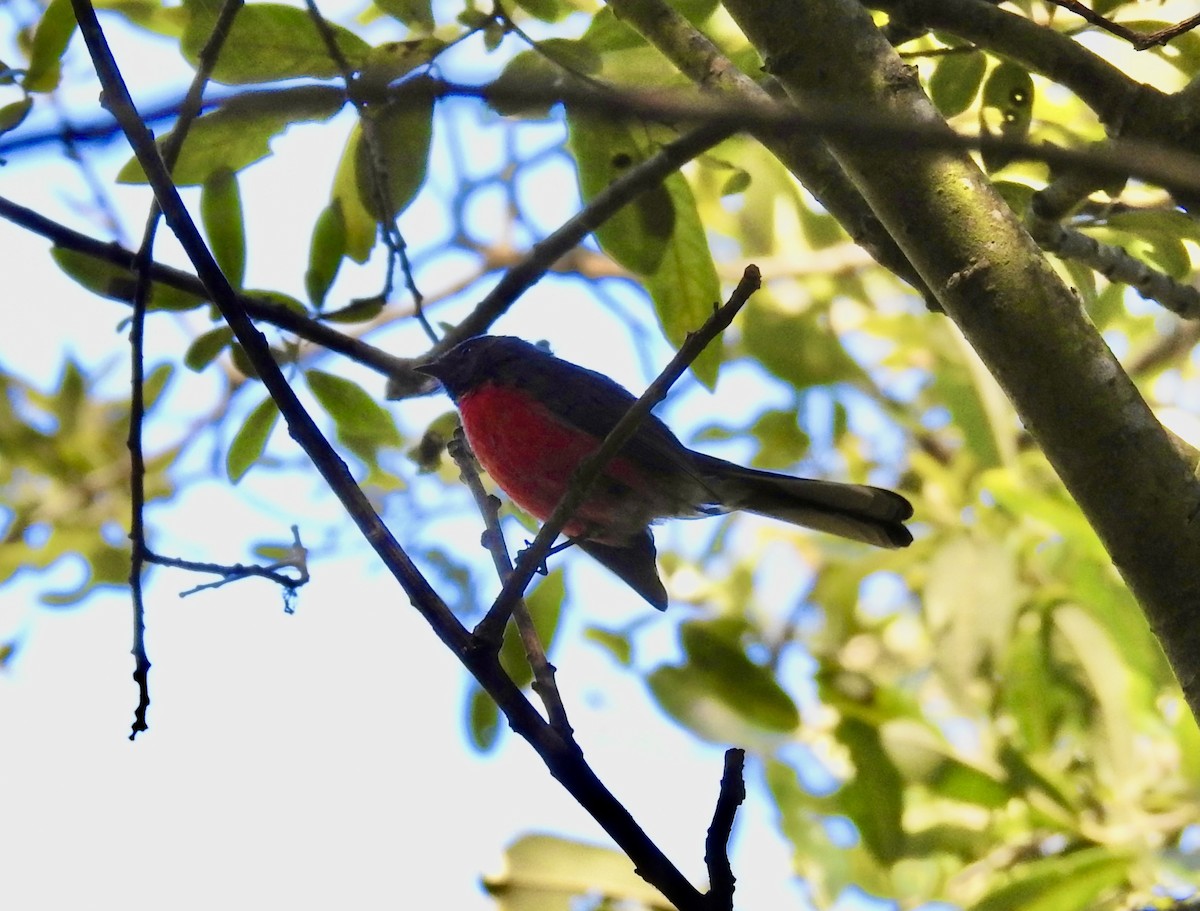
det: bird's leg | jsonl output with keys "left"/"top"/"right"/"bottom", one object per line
{"left": 519, "top": 536, "right": 577, "bottom": 575}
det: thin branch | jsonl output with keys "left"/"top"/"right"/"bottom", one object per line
{"left": 871, "top": 0, "right": 1150, "bottom": 128}
{"left": 430, "top": 119, "right": 736, "bottom": 355}
{"left": 477, "top": 264, "right": 762, "bottom": 642}
{"left": 123, "top": 0, "right": 244, "bottom": 738}
{"left": 607, "top": 0, "right": 933, "bottom": 305}
{"left": 704, "top": 748, "right": 746, "bottom": 911}
{"left": 302, "top": 0, "right": 433, "bottom": 341}
{"left": 1127, "top": 321, "right": 1200, "bottom": 379}
{"left": 1028, "top": 214, "right": 1200, "bottom": 319}
{"left": 146, "top": 525, "right": 309, "bottom": 602}
{"left": 448, "top": 430, "right": 571, "bottom": 733}
{"left": 68, "top": 4, "right": 705, "bottom": 904}
{"left": 0, "top": 194, "right": 412, "bottom": 377}
{"left": 1045, "top": 1, "right": 1200, "bottom": 51}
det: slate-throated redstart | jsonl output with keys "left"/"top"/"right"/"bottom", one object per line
{"left": 418, "top": 335, "right": 913, "bottom": 609}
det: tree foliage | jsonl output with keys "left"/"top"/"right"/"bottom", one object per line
{"left": 5, "top": 0, "right": 1200, "bottom": 909}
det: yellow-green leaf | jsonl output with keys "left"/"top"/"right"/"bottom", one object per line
{"left": 184, "top": 326, "right": 234, "bottom": 371}
{"left": 24, "top": 0, "right": 76, "bottom": 93}
{"left": 182, "top": 2, "right": 370, "bottom": 85}
{"left": 201, "top": 168, "right": 246, "bottom": 288}
{"left": 305, "top": 369, "right": 400, "bottom": 445}
{"left": 305, "top": 201, "right": 346, "bottom": 308}
{"left": 331, "top": 124, "right": 379, "bottom": 262}
{"left": 356, "top": 94, "right": 434, "bottom": 220}
{"left": 227, "top": 396, "right": 280, "bottom": 482}
{"left": 117, "top": 89, "right": 343, "bottom": 185}
{"left": 51, "top": 248, "right": 207, "bottom": 311}
{"left": 929, "top": 49, "right": 986, "bottom": 118}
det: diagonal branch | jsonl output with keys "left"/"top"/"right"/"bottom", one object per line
{"left": 67, "top": 2, "right": 707, "bottom": 905}
{"left": 720, "top": 0, "right": 1200, "bottom": 721}
{"left": 448, "top": 430, "right": 572, "bottom": 733}
{"left": 606, "top": 0, "right": 934, "bottom": 306}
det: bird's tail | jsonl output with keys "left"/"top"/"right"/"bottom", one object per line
{"left": 692, "top": 454, "right": 913, "bottom": 548}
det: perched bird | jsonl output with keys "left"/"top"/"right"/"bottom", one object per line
{"left": 418, "top": 335, "right": 913, "bottom": 609}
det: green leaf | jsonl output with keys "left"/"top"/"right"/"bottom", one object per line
{"left": 331, "top": 124, "right": 380, "bottom": 262}
{"left": 358, "top": 39, "right": 445, "bottom": 91}
{"left": 184, "top": 326, "right": 234, "bottom": 371}
{"left": 41, "top": 542, "right": 130, "bottom": 606}
{"left": 51, "top": 248, "right": 207, "bottom": 311}
{"left": 227, "top": 395, "right": 280, "bottom": 482}
{"left": 182, "top": 2, "right": 370, "bottom": 84}
{"left": 305, "top": 369, "right": 401, "bottom": 445}
{"left": 929, "top": 50, "right": 986, "bottom": 117}
{"left": 24, "top": 0, "right": 77, "bottom": 93}
{"left": 373, "top": 0, "right": 434, "bottom": 32}
{"left": 483, "top": 834, "right": 671, "bottom": 910}
{"left": 583, "top": 625, "right": 633, "bottom": 666}
{"left": 117, "top": 89, "right": 343, "bottom": 184}
{"left": 881, "top": 719, "right": 1011, "bottom": 809}
{"left": 322, "top": 295, "right": 386, "bottom": 323}
{"left": 648, "top": 618, "right": 799, "bottom": 742}
{"left": 979, "top": 61, "right": 1034, "bottom": 172}
{"left": 497, "top": 570, "right": 565, "bottom": 688}
{"left": 931, "top": 323, "right": 1011, "bottom": 467}
{"left": 743, "top": 299, "right": 868, "bottom": 390}
{"left": 567, "top": 111, "right": 675, "bottom": 276}
{"left": 356, "top": 94, "right": 434, "bottom": 220}
{"left": 580, "top": 7, "right": 644, "bottom": 52}
{"left": 305, "top": 201, "right": 346, "bottom": 308}
{"left": 490, "top": 50, "right": 562, "bottom": 117}
{"left": 641, "top": 168, "right": 722, "bottom": 388}
{"left": 512, "top": 0, "right": 565, "bottom": 23}
{"left": 94, "top": 0, "right": 189, "bottom": 37}
{"left": 230, "top": 342, "right": 261, "bottom": 379}
{"left": 835, "top": 716, "right": 905, "bottom": 863}
{"left": 924, "top": 535, "right": 1022, "bottom": 694}
{"left": 143, "top": 363, "right": 174, "bottom": 410}
{"left": 201, "top": 168, "right": 246, "bottom": 288}
{"left": 1052, "top": 603, "right": 1136, "bottom": 779}
{"left": 970, "top": 847, "right": 1131, "bottom": 911}
{"left": 720, "top": 168, "right": 751, "bottom": 196}
{"left": 537, "top": 38, "right": 603, "bottom": 75}
{"left": 467, "top": 685, "right": 502, "bottom": 751}
{"left": 0, "top": 97, "right": 32, "bottom": 137}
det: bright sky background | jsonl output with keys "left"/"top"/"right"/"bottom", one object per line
{"left": 0, "top": 4, "right": 869, "bottom": 910}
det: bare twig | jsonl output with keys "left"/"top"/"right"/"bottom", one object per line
{"left": 1028, "top": 214, "right": 1200, "bottom": 319}
{"left": 414, "top": 119, "right": 737, "bottom": 368}
{"left": 477, "top": 264, "right": 762, "bottom": 641}
{"left": 302, "top": 0, "right": 433, "bottom": 341}
{"left": 146, "top": 525, "right": 309, "bottom": 603}
{"left": 124, "top": 0, "right": 245, "bottom": 738}
{"left": 448, "top": 430, "right": 571, "bottom": 733}
{"left": 704, "top": 748, "right": 746, "bottom": 911}
{"left": 69, "top": 4, "right": 705, "bottom": 904}
{"left": 1045, "top": 1, "right": 1200, "bottom": 50}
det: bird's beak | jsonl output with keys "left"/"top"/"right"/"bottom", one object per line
{"left": 413, "top": 360, "right": 446, "bottom": 380}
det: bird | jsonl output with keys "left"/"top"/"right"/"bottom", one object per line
{"left": 418, "top": 335, "right": 913, "bottom": 609}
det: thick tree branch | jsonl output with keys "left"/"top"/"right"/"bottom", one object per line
{"left": 870, "top": 0, "right": 1156, "bottom": 129}
{"left": 720, "top": 0, "right": 1200, "bottom": 718}
{"left": 607, "top": 0, "right": 934, "bottom": 306}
